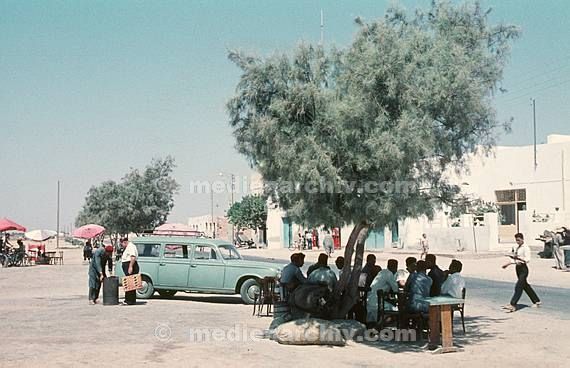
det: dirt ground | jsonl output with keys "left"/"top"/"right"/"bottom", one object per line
{"left": 0, "top": 247, "right": 569, "bottom": 368}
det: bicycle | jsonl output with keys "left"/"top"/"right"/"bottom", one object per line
{"left": 288, "top": 240, "right": 302, "bottom": 251}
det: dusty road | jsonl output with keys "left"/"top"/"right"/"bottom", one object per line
{"left": 0, "top": 248, "right": 568, "bottom": 368}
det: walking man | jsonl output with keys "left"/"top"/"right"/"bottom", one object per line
{"left": 88, "top": 245, "right": 113, "bottom": 304}
{"left": 120, "top": 238, "right": 139, "bottom": 305}
{"left": 323, "top": 229, "right": 334, "bottom": 256}
{"left": 502, "top": 233, "right": 541, "bottom": 312}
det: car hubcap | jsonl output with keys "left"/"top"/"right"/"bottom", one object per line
{"left": 139, "top": 281, "right": 149, "bottom": 294}
{"left": 248, "top": 284, "right": 260, "bottom": 299}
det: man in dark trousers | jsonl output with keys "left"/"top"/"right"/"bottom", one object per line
{"left": 88, "top": 245, "right": 113, "bottom": 304}
{"left": 502, "top": 233, "right": 541, "bottom": 312}
{"left": 120, "top": 238, "right": 139, "bottom": 305}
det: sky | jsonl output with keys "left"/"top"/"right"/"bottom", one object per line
{"left": 1, "top": 0, "right": 569, "bottom": 230}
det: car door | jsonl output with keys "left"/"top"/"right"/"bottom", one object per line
{"left": 188, "top": 244, "right": 226, "bottom": 290}
{"left": 131, "top": 242, "right": 161, "bottom": 281}
{"left": 156, "top": 244, "right": 191, "bottom": 288}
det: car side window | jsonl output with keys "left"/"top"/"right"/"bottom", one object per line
{"left": 164, "top": 244, "right": 189, "bottom": 259}
{"left": 134, "top": 243, "right": 160, "bottom": 258}
{"left": 193, "top": 245, "right": 219, "bottom": 261}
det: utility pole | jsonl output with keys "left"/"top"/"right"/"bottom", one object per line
{"left": 563, "top": 149, "right": 567, "bottom": 212}
{"left": 56, "top": 180, "right": 60, "bottom": 249}
{"left": 231, "top": 174, "right": 235, "bottom": 245}
{"left": 210, "top": 182, "right": 215, "bottom": 238}
{"left": 532, "top": 98, "right": 537, "bottom": 170}
{"left": 320, "top": 9, "right": 324, "bottom": 46}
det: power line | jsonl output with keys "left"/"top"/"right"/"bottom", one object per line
{"left": 498, "top": 70, "right": 570, "bottom": 99}
{"left": 499, "top": 78, "right": 570, "bottom": 105}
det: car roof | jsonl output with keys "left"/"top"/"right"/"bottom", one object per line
{"left": 131, "top": 236, "right": 232, "bottom": 246}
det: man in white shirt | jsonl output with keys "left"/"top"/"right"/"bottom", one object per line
{"left": 120, "top": 238, "right": 139, "bottom": 305}
{"left": 367, "top": 259, "right": 399, "bottom": 323}
{"left": 502, "top": 233, "right": 541, "bottom": 312}
{"left": 396, "top": 257, "right": 417, "bottom": 288}
{"left": 441, "top": 260, "right": 465, "bottom": 299}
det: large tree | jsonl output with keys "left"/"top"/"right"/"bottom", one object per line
{"left": 227, "top": 1, "right": 518, "bottom": 318}
{"left": 76, "top": 156, "right": 180, "bottom": 243}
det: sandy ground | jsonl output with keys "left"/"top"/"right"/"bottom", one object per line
{"left": 0, "top": 247, "right": 569, "bottom": 368}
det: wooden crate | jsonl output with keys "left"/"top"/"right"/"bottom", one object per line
{"left": 122, "top": 274, "right": 143, "bottom": 292}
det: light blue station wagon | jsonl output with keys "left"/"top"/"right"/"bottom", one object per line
{"left": 116, "top": 236, "right": 282, "bottom": 304}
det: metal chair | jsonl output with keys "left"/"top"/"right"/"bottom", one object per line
{"left": 253, "top": 277, "right": 279, "bottom": 317}
{"left": 399, "top": 291, "right": 428, "bottom": 340}
{"left": 452, "top": 288, "right": 466, "bottom": 334}
{"left": 377, "top": 289, "right": 400, "bottom": 329}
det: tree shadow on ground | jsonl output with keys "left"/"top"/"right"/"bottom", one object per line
{"left": 358, "top": 315, "right": 507, "bottom": 354}
{"left": 152, "top": 294, "right": 244, "bottom": 305}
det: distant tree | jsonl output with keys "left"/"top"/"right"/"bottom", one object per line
{"left": 227, "top": 194, "right": 268, "bottom": 231}
{"left": 227, "top": 1, "right": 519, "bottom": 318}
{"left": 76, "top": 156, "right": 180, "bottom": 243}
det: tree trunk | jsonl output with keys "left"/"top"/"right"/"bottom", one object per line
{"left": 329, "top": 221, "right": 370, "bottom": 319}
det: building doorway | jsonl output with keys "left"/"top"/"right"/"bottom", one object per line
{"left": 496, "top": 189, "right": 526, "bottom": 243}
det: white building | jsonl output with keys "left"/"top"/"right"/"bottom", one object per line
{"left": 262, "top": 134, "right": 570, "bottom": 252}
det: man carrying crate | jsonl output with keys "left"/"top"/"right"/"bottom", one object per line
{"left": 120, "top": 238, "right": 139, "bottom": 305}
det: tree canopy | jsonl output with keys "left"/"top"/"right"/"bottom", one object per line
{"left": 227, "top": 194, "right": 268, "bottom": 231}
{"left": 76, "top": 157, "right": 180, "bottom": 241}
{"left": 227, "top": 1, "right": 519, "bottom": 317}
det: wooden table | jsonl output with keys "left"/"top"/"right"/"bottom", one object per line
{"left": 424, "top": 296, "right": 465, "bottom": 354}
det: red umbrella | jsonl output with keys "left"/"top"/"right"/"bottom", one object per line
{"left": 0, "top": 218, "right": 26, "bottom": 232}
{"left": 72, "top": 224, "right": 105, "bottom": 239}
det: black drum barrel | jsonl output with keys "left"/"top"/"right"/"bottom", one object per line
{"left": 103, "top": 276, "right": 119, "bottom": 305}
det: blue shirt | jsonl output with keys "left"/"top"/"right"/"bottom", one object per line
{"left": 406, "top": 272, "right": 433, "bottom": 313}
{"left": 280, "top": 262, "right": 307, "bottom": 286}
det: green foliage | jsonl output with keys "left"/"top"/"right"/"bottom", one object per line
{"left": 227, "top": 1, "right": 518, "bottom": 229}
{"left": 450, "top": 196, "right": 499, "bottom": 218}
{"left": 227, "top": 194, "right": 268, "bottom": 230}
{"left": 76, "top": 157, "right": 180, "bottom": 237}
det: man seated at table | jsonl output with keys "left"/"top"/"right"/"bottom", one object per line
{"left": 279, "top": 253, "right": 307, "bottom": 301}
{"left": 367, "top": 259, "right": 399, "bottom": 323}
{"left": 307, "top": 253, "right": 330, "bottom": 276}
{"left": 396, "top": 257, "right": 417, "bottom": 288}
{"left": 335, "top": 256, "right": 345, "bottom": 279}
{"left": 405, "top": 260, "right": 433, "bottom": 313}
{"left": 425, "top": 254, "right": 445, "bottom": 296}
{"left": 441, "top": 260, "right": 465, "bottom": 299}
{"left": 359, "top": 254, "right": 378, "bottom": 288}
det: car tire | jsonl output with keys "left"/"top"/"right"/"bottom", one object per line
{"left": 239, "top": 278, "right": 260, "bottom": 305}
{"left": 157, "top": 290, "right": 177, "bottom": 298}
{"left": 136, "top": 276, "right": 155, "bottom": 299}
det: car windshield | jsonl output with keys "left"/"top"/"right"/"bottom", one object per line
{"left": 217, "top": 244, "right": 242, "bottom": 260}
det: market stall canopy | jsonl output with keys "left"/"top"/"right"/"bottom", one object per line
{"left": 25, "top": 229, "right": 57, "bottom": 242}
{"left": 0, "top": 218, "right": 26, "bottom": 232}
{"left": 72, "top": 224, "right": 105, "bottom": 239}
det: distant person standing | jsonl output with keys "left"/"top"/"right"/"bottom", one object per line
{"left": 323, "top": 229, "right": 334, "bottom": 256}
{"left": 420, "top": 233, "right": 429, "bottom": 260}
{"left": 88, "top": 245, "right": 113, "bottom": 304}
{"left": 120, "top": 238, "right": 139, "bottom": 305}
{"left": 83, "top": 240, "right": 93, "bottom": 261}
{"left": 502, "top": 233, "right": 541, "bottom": 312}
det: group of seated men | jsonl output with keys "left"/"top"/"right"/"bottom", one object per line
{"left": 365, "top": 254, "right": 465, "bottom": 323}
{"left": 279, "top": 252, "right": 345, "bottom": 301}
{"left": 278, "top": 252, "right": 465, "bottom": 324}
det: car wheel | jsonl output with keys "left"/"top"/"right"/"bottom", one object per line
{"left": 239, "top": 278, "right": 260, "bottom": 305}
{"left": 136, "top": 276, "right": 155, "bottom": 299}
{"left": 157, "top": 290, "right": 177, "bottom": 298}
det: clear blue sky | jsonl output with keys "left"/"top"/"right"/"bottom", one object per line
{"left": 1, "top": 0, "right": 569, "bottom": 230}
